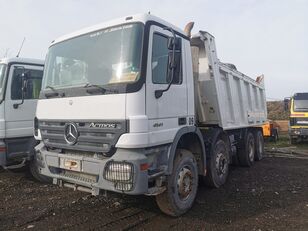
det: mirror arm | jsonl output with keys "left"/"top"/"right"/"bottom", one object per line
{"left": 13, "top": 73, "right": 27, "bottom": 109}
{"left": 155, "top": 27, "right": 177, "bottom": 99}
{"left": 13, "top": 97, "right": 24, "bottom": 109}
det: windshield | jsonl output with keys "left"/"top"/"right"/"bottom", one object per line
{"left": 294, "top": 99, "right": 308, "bottom": 112}
{"left": 0, "top": 64, "right": 7, "bottom": 102}
{"left": 42, "top": 23, "right": 143, "bottom": 94}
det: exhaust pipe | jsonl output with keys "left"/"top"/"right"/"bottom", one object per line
{"left": 184, "top": 22, "right": 194, "bottom": 38}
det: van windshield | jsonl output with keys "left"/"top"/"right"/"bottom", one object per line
{"left": 42, "top": 23, "right": 143, "bottom": 95}
{"left": 0, "top": 64, "right": 7, "bottom": 103}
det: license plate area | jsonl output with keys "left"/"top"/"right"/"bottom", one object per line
{"left": 60, "top": 158, "right": 81, "bottom": 171}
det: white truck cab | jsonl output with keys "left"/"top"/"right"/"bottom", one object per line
{"left": 35, "top": 14, "right": 267, "bottom": 216}
{"left": 0, "top": 57, "right": 48, "bottom": 181}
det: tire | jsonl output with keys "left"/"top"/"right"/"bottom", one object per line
{"left": 254, "top": 130, "right": 264, "bottom": 161}
{"left": 29, "top": 159, "right": 52, "bottom": 183}
{"left": 203, "top": 139, "right": 229, "bottom": 188}
{"left": 238, "top": 131, "right": 255, "bottom": 167}
{"left": 156, "top": 149, "right": 198, "bottom": 217}
{"left": 271, "top": 129, "right": 279, "bottom": 142}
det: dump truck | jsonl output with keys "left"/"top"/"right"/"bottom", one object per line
{"left": 285, "top": 93, "right": 308, "bottom": 144}
{"left": 34, "top": 14, "right": 267, "bottom": 216}
{"left": 0, "top": 57, "right": 49, "bottom": 181}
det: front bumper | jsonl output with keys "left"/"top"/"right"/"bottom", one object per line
{"left": 290, "top": 128, "right": 308, "bottom": 137}
{"left": 0, "top": 137, "right": 37, "bottom": 167}
{"left": 35, "top": 142, "right": 152, "bottom": 195}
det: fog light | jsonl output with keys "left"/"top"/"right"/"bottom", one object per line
{"left": 114, "top": 182, "right": 133, "bottom": 191}
{"left": 294, "top": 130, "right": 301, "bottom": 135}
{"left": 104, "top": 161, "right": 134, "bottom": 191}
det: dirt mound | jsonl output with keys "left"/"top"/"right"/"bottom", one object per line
{"left": 267, "top": 101, "right": 289, "bottom": 120}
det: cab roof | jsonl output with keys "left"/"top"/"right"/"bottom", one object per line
{"left": 0, "top": 57, "right": 44, "bottom": 65}
{"left": 51, "top": 13, "right": 186, "bottom": 46}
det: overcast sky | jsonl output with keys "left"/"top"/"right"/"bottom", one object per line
{"left": 0, "top": 0, "right": 307, "bottom": 100}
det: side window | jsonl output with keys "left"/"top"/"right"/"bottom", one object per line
{"left": 11, "top": 68, "right": 43, "bottom": 100}
{"left": 151, "top": 33, "right": 182, "bottom": 84}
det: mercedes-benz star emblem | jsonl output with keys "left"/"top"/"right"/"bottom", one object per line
{"left": 64, "top": 123, "right": 79, "bottom": 145}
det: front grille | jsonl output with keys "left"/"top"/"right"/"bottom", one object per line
{"left": 290, "top": 117, "right": 308, "bottom": 126}
{"left": 39, "top": 120, "right": 127, "bottom": 154}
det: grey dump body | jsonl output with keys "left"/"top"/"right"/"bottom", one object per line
{"left": 191, "top": 31, "right": 267, "bottom": 129}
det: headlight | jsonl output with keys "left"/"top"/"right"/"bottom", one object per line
{"left": 104, "top": 161, "right": 134, "bottom": 191}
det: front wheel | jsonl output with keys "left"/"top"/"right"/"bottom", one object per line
{"left": 156, "top": 149, "right": 198, "bottom": 217}
{"left": 29, "top": 159, "right": 52, "bottom": 183}
{"left": 290, "top": 137, "right": 298, "bottom": 145}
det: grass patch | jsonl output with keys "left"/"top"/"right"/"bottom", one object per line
{"left": 265, "top": 133, "right": 308, "bottom": 150}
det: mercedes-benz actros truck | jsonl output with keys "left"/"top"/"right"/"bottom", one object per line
{"left": 34, "top": 14, "right": 267, "bottom": 216}
{"left": 0, "top": 57, "right": 49, "bottom": 181}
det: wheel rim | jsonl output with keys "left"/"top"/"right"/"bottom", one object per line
{"left": 177, "top": 166, "right": 194, "bottom": 201}
{"left": 248, "top": 138, "right": 254, "bottom": 162}
{"left": 215, "top": 152, "right": 227, "bottom": 177}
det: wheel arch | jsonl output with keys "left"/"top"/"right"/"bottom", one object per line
{"left": 167, "top": 126, "right": 206, "bottom": 176}
{"left": 202, "top": 127, "right": 231, "bottom": 162}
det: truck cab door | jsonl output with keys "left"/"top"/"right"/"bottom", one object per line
{"left": 145, "top": 25, "right": 188, "bottom": 146}
{"left": 4, "top": 64, "right": 43, "bottom": 138}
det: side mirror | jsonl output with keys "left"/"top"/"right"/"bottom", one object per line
{"left": 167, "top": 50, "right": 181, "bottom": 83}
{"left": 13, "top": 72, "right": 28, "bottom": 109}
{"left": 155, "top": 28, "right": 182, "bottom": 99}
{"left": 283, "top": 98, "right": 290, "bottom": 112}
{"left": 167, "top": 37, "right": 181, "bottom": 50}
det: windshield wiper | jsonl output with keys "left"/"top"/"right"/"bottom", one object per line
{"left": 84, "top": 83, "right": 120, "bottom": 94}
{"left": 84, "top": 83, "right": 107, "bottom": 94}
{"left": 295, "top": 108, "right": 308, "bottom": 111}
{"left": 84, "top": 83, "right": 106, "bottom": 90}
{"left": 46, "top": 85, "right": 57, "bottom": 92}
{"left": 45, "top": 85, "right": 60, "bottom": 98}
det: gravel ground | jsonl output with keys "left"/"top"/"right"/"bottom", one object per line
{"left": 0, "top": 153, "right": 308, "bottom": 231}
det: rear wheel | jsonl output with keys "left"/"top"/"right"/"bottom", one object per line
{"left": 238, "top": 131, "right": 255, "bottom": 167}
{"left": 203, "top": 139, "right": 229, "bottom": 188}
{"left": 254, "top": 130, "right": 264, "bottom": 161}
{"left": 156, "top": 149, "right": 198, "bottom": 217}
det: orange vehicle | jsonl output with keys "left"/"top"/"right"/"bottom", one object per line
{"left": 262, "top": 120, "right": 279, "bottom": 142}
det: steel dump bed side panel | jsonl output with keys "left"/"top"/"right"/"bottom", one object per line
{"left": 191, "top": 31, "right": 267, "bottom": 130}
